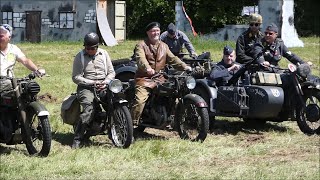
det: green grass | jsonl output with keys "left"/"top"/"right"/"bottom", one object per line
{"left": 0, "top": 37, "right": 319, "bottom": 180}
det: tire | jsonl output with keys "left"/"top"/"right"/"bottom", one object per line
{"left": 109, "top": 105, "right": 133, "bottom": 148}
{"left": 115, "top": 72, "right": 135, "bottom": 82}
{"left": 175, "top": 99, "right": 209, "bottom": 142}
{"left": 296, "top": 89, "right": 320, "bottom": 135}
{"left": 23, "top": 110, "right": 52, "bottom": 157}
{"left": 112, "top": 58, "right": 131, "bottom": 66}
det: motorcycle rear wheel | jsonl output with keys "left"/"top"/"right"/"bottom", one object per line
{"left": 23, "top": 110, "right": 52, "bottom": 156}
{"left": 175, "top": 99, "right": 209, "bottom": 142}
{"left": 296, "top": 89, "right": 320, "bottom": 135}
{"left": 108, "top": 105, "right": 133, "bottom": 148}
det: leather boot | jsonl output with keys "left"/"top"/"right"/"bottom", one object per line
{"left": 72, "top": 121, "right": 86, "bottom": 149}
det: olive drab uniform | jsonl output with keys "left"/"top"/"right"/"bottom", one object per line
{"left": 131, "top": 39, "right": 187, "bottom": 125}
{"left": 236, "top": 30, "right": 264, "bottom": 64}
{"left": 255, "top": 38, "right": 304, "bottom": 68}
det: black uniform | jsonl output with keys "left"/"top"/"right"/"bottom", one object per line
{"left": 209, "top": 60, "right": 240, "bottom": 86}
{"left": 255, "top": 38, "right": 304, "bottom": 67}
{"left": 236, "top": 29, "right": 264, "bottom": 64}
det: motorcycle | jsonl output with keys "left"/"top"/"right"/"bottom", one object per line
{"left": 194, "top": 54, "right": 320, "bottom": 135}
{"left": 124, "top": 71, "right": 209, "bottom": 142}
{"left": 66, "top": 79, "right": 134, "bottom": 148}
{"left": 0, "top": 70, "right": 52, "bottom": 156}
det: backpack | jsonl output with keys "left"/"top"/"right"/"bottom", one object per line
{"left": 60, "top": 93, "right": 80, "bottom": 125}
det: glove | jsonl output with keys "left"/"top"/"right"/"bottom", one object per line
{"left": 185, "top": 66, "right": 192, "bottom": 72}
{"left": 191, "top": 53, "right": 198, "bottom": 59}
{"left": 34, "top": 69, "right": 46, "bottom": 77}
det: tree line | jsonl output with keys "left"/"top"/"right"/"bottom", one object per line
{"left": 125, "top": 0, "right": 319, "bottom": 38}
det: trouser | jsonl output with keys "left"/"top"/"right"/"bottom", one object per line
{"left": 130, "top": 85, "right": 151, "bottom": 125}
{"left": 73, "top": 86, "right": 95, "bottom": 142}
{"left": 0, "top": 79, "right": 12, "bottom": 93}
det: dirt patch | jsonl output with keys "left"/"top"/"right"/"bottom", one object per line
{"left": 245, "top": 134, "right": 265, "bottom": 142}
{"left": 38, "top": 92, "right": 57, "bottom": 103}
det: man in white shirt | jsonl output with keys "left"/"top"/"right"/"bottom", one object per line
{"left": 0, "top": 24, "right": 42, "bottom": 92}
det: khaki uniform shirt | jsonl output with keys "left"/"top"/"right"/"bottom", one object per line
{"left": 72, "top": 48, "right": 115, "bottom": 86}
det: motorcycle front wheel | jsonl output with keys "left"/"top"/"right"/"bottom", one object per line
{"left": 23, "top": 110, "right": 52, "bottom": 156}
{"left": 296, "top": 89, "right": 320, "bottom": 135}
{"left": 108, "top": 105, "right": 133, "bottom": 148}
{"left": 175, "top": 99, "right": 209, "bottom": 142}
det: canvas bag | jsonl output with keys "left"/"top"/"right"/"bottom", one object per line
{"left": 60, "top": 94, "right": 80, "bottom": 125}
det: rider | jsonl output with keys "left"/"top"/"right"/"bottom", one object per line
{"left": 160, "top": 23, "right": 197, "bottom": 59}
{"left": 208, "top": 45, "right": 241, "bottom": 86}
{"left": 71, "top": 32, "right": 115, "bottom": 149}
{"left": 0, "top": 24, "right": 43, "bottom": 92}
{"left": 131, "top": 22, "right": 192, "bottom": 126}
{"left": 236, "top": 13, "right": 264, "bottom": 64}
{"left": 255, "top": 23, "right": 313, "bottom": 70}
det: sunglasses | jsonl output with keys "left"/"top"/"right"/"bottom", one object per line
{"left": 264, "top": 32, "right": 275, "bottom": 36}
{"left": 85, "top": 46, "right": 98, "bottom": 51}
{"left": 249, "top": 23, "right": 260, "bottom": 27}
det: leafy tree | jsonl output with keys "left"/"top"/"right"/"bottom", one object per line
{"left": 126, "top": 0, "right": 175, "bottom": 38}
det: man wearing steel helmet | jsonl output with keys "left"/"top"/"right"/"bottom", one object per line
{"left": 236, "top": 13, "right": 264, "bottom": 64}
{"left": 71, "top": 32, "right": 115, "bottom": 149}
{"left": 131, "top": 22, "right": 192, "bottom": 126}
{"left": 0, "top": 24, "right": 44, "bottom": 92}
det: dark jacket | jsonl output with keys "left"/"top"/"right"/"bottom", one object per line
{"left": 255, "top": 38, "right": 304, "bottom": 67}
{"left": 209, "top": 60, "right": 240, "bottom": 86}
{"left": 236, "top": 29, "right": 264, "bottom": 64}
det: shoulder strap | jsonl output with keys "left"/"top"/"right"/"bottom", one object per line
{"left": 80, "top": 50, "right": 84, "bottom": 72}
{"left": 100, "top": 49, "right": 108, "bottom": 75}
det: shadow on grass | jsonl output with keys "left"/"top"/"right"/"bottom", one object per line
{"left": 133, "top": 128, "right": 170, "bottom": 141}
{"left": 210, "top": 119, "right": 291, "bottom": 135}
{"left": 0, "top": 144, "right": 30, "bottom": 156}
{"left": 52, "top": 131, "right": 114, "bottom": 148}
{"left": 52, "top": 131, "right": 74, "bottom": 146}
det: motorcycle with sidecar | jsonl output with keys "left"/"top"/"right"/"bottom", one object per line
{"left": 123, "top": 71, "right": 209, "bottom": 142}
{"left": 0, "top": 70, "right": 52, "bottom": 156}
{"left": 192, "top": 55, "right": 320, "bottom": 135}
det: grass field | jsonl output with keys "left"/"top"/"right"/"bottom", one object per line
{"left": 0, "top": 37, "right": 319, "bottom": 180}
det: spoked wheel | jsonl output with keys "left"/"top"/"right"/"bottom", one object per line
{"left": 296, "top": 89, "right": 320, "bottom": 135}
{"left": 109, "top": 105, "right": 133, "bottom": 148}
{"left": 23, "top": 109, "right": 52, "bottom": 156}
{"left": 175, "top": 99, "right": 209, "bottom": 142}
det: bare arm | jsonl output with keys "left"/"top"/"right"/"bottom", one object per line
{"left": 17, "top": 56, "right": 38, "bottom": 71}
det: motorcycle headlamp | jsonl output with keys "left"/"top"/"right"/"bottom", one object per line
{"left": 185, "top": 76, "right": 196, "bottom": 89}
{"left": 109, "top": 79, "right": 123, "bottom": 93}
{"left": 25, "top": 81, "right": 40, "bottom": 95}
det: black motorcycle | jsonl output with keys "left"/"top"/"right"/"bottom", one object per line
{"left": 68, "top": 79, "right": 134, "bottom": 148}
{"left": 0, "top": 70, "right": 52, "bottom": 156}
{"left": 124, "top": 71, "right": 209, "bottom": 142}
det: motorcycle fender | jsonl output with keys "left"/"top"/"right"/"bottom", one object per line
{"left": 195, "top": 79, "right": 217, "bottom": 112}
{"left": 114, "top": 99, "right": 128, "bottom": 105}
{"left": 28, "top": 102, "right": 50, "bottom": 116}
{"left": 183, "top": 94, "right": 208, "bottom": 108}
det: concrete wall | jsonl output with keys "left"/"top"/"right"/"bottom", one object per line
{"left": 0, "top": 0, "right": 99, "bottom": 43}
